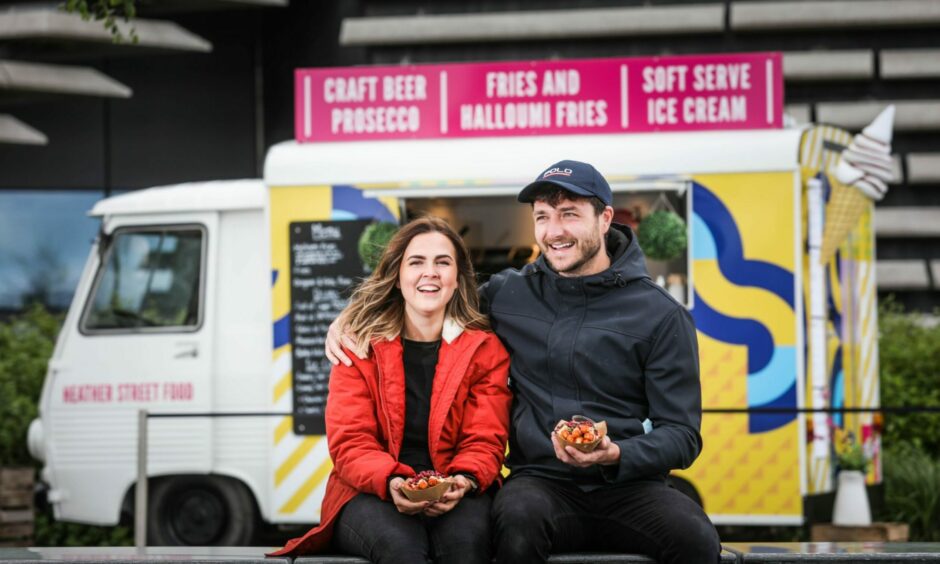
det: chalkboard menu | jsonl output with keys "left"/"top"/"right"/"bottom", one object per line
{"left": 289, "top": 219, "right": 371, "bottom": 434}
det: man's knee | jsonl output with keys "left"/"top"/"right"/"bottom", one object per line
{"left": 492, "top": 480, "right": 556, "bottom": 563}
{"left": 434, "top": 498, "right": 492, "bottom": 550}
{"left": 662, "top": 516, "right": 721, "bottom": 563}
{"left": 495, "top": 532, "right": 544, "bottom": 563}
{"left": 494, "top": 493, "right": 536, "bottom": 526}
{"left": 493, "top": 478, "right": 555, "bottom": 527}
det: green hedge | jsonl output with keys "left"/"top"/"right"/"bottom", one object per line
{"left": 878, "top": 299, "right": 940, "bottom": 541}
{"left": 0, "top": 305, "right": 60, "bottom": 466}
{"left": 0, "top": 305, "right": 132, "bottom": 546}
{"left": 879, "top": 299, "right": 940, "bottom": 456}
{"left": 882, "top": 442, "right": 940, "bottom": 542}
{"left": 34, "top": 511, "right": 133, "bottom": 547}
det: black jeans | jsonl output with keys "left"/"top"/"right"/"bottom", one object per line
{"left": 492, "top": 475, "right": 721, "bottom": 564}
{"left": 333, "top": 492, "right": 492, "bottom": 564}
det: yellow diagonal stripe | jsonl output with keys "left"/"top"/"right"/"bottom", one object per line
{"left": 274, "top": 416, "right": 293, "bottom": 445}
{"left": 276, "top": 436, "right": 320, "bottom": 486}
{"left": 279, "top": 457, "right": 333, "bottom": 515}
{"left": 274, "top": 370, "right": 291, "bottom": 403}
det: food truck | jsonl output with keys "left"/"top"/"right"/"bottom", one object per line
{"left": 28, "top": 52, "right": 888, "bottom": 543}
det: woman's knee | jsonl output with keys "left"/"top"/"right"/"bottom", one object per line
{"left": 334, "top": 495, "right": 430, "bottom": 562}
{"left": 368, "top": 526, "right": 431, "bottom": 563}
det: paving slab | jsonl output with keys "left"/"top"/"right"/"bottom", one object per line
{"left": 4, "top": 544, "right": 939, "bottom": 563}
{"left": 725, "top": 542, "right": 940, "bottom": 562}
{"left": 0, "top": 547, "right": 284, "bottom": 564}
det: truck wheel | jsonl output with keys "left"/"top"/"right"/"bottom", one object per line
{"left": 666, "top": 475, "right": 703, "bottom": 508}
{"left": 147, "top": 476, "right": 257, "bottom": 546}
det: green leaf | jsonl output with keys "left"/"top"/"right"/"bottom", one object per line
{"left": 60, "top": 0, "right": 137, "bottom": 43}
{"left": 879, "top": 298, "right": 940, "bottom": 457}
{"left": 637, "top": 210, "right": 687, "bottom": 261}
{"left": 882, "top": 442, "right": 940, "bottom": 541}
{"left": 357, "top": 221, "right": 400, "bottom": 271}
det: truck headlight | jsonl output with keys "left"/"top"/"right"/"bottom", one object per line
{"left": 27, "top": 418, "right": 45, "bottom": 463}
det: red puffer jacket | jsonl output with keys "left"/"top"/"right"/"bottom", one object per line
{"left": 268, "top": 326, "right": 511, "bottom": 556}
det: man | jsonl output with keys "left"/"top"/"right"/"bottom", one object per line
{"left": 327, "top": 160, "right": 720, "bottom": 563}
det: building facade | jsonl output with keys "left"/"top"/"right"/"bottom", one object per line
{"left": 1, "top": 0, "right": 938, "bottom": 312}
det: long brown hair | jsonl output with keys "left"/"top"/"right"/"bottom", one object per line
{"left": 344, "top": 216, "right": 488, "bottom": 354}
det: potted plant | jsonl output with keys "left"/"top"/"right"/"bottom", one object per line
{"left": 831, "top": 426, "right": 873, "bottom": 526}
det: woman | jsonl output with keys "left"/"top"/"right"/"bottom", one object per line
{"left": 269, "top": 217, "right": 511, "bottom": 563}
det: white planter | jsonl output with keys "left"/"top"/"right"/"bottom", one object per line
{"left": 832, "top": 470, "right": 872, "bottom": 526}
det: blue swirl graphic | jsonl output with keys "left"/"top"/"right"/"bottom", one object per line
{"left": 692, "top": 213, "right": 717, "bottom": 260}
{"left": 332, "top": 185, "right": 396, "bottom": 222}
{"left": 273, "top": 315, "right": 291, "bottom": 350}
{"left": 750, "top": 380, "right": 798, "bottom": 433}
{"left": 748, "top": 346, "right": 796, "bottom": 407}
{"left": 831, "top": 346, "right": 844, "bottom": 427}
{"left": 693, "top": 183, "right": 794, "bottom": 308}
{"left": 691, "top": 291, "right": 774, "bottom": 373}
{"left": 827, "top": 265, "right": 843, "bottom": 341}
{"left": 692, "top": 182, "right": 798, "bottom": 432}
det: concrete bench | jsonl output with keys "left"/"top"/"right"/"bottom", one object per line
{"left": 296, "top": 555, "right": 737, "bottom": 563}
{"left": 2, "top": 544, "right": 940, "bottom": 563}
{"left": 724, "top": 542, "right": 940, "bottom": 562}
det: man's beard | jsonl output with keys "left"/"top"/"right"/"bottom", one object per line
{"left": 541, "top": 233, "right": 603, "bottom": 276}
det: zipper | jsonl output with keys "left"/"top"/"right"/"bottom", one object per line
{"left": 375, "top": 353, "right": 395, "bottom": 452}
{"left": 570, "top": 279, "right": 587, "bottom": 406}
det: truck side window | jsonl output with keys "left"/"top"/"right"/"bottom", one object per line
{"left": 82, "top": 227, "right": 204, "bottom": 331}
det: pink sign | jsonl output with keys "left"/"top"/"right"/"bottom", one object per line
{"left": 295, "top": 52, "right": 782, "bottom": 142}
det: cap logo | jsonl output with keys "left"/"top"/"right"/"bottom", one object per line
{"left": 543, "top": 167, "right": 573, "bottom": 179}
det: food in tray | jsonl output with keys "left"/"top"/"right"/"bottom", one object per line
{"left": 554, "top": 415, "right": 608, "bottom": 453}
{"left": 400, "top": 470, "right": 453, "bottom": 502}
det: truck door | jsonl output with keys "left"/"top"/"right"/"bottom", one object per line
{"left": 44, "top": 215, "right": 216, "bottom": 527}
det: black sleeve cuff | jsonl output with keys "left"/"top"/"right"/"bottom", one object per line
{"left": 453, "top": 471, "right": 480, "bottom": 494}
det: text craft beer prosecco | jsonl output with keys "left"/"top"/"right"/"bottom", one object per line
{"left": 324, "top": 74, "right": 427, "bottom": 135}
{"left": 295, "top": 52, "right": 781, "bottom": 142}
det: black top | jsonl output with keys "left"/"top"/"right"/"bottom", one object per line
{"left": 399, "top": 337, "right": 441, "bottom": 473}
{"left": 480, "top": 224, "right": 703, "bottom": 489}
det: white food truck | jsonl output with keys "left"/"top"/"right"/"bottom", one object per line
{"left": 28, "top": 53, "right": 885, "bottom": 544}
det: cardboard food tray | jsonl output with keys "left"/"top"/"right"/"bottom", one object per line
{"left": 555, "top": 416, "right": 608, "bottom": 453}
{"left": 400, "top": 478, "right": 453, "bottom": 502}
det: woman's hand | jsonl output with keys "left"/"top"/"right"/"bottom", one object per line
{"left": 423, "top": 474, "right": 473, "bottom": 517}
{"left": 388, "top": 477, "right": 431, "bottom": 515}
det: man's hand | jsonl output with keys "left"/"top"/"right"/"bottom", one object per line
{"left": 423, "top": 474, "right": 473, "bottom": 518}
{"left": 324, "top": 314, "right": 363, "bottom": 366}
{"left": 551, "top": 432, "right": 621, "bottom": 468}
{"left": 388, "top": 477, "right": 431, "bottom": 515}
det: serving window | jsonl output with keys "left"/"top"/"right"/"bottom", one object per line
{"left": 371, "top": 179, "right": 691, "bottom": 307}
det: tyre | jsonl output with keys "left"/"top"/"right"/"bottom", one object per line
{"left": 666, "top": 475, "right": 703, "bottom": 508}
{"left": 147, "top": 476, "right": 257, "bottom": 546}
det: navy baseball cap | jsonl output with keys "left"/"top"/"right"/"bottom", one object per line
{"left": 517, "top": 160, "right": 613, "bottom": 206}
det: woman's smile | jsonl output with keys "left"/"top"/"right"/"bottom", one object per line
{"left": 399, "top": 232, "right": 459, "bottom": 317}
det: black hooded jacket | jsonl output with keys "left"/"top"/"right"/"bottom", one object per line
{"left": 481, "top": 223, "right": 702, "bottom": 488}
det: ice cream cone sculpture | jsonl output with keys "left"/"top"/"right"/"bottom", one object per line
{"left": 819, "top": 105, "right": 896, "bottom": 264}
